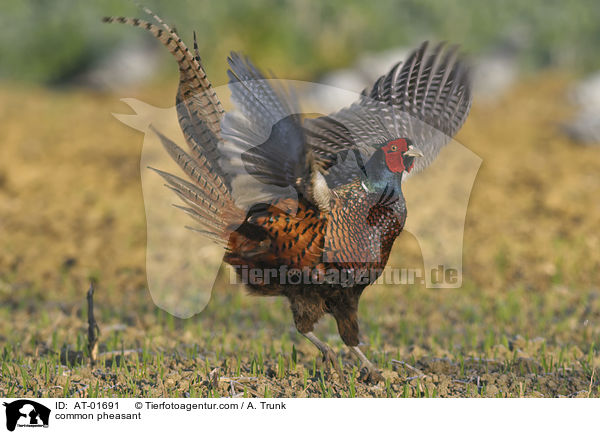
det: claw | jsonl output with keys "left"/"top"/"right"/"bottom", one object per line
{"left": 349, "top": 345, "right": 383, "bottom": 383}
{"left": 359, "top": 366, "right": 384, "bottom": 384}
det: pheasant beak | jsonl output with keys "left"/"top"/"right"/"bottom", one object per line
{"left": 404, "top": 145, "right": 424, "bottom": 158}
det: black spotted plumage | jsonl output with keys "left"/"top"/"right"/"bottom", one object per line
{"left": 106, "top": 13, "right": 472, "bottom": 383}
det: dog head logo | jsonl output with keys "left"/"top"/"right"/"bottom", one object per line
{"left": 3, "top": 400, "right": 50, "bottom": 431}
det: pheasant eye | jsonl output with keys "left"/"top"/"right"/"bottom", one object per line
{"left": 390, "top": 145, "right": 397, "bottom": 152}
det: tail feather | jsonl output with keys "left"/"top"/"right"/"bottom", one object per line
{"left": 149, "top": 167, "right": 221, "bottom": 214}
{"left": 103, "top": 13, "right": 230, "bottom": 188}
{"left": 104, "top": 12, "right": 246, "bottom": 243}
{"left": 150, "top": 126, "right": 229, "bottom": 201}
{"left": 150, "top": 165, "right": 243, "bottom": 242}
{"left": 172, "top": 203, "right": 228, "bottom": 234}
{"left": 102, "top": 14, "right": 223, "bottom": 131}
{"left": 185, "top": 226, "right": 229, "bottom": 246}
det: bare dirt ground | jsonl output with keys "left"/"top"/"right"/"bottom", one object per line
{"left": 0, "top": 74, "right": 599, "bottom": 397}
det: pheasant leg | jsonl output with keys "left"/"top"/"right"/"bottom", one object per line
{"left": 302, "top": 332, "right": 345, "bottom": 382}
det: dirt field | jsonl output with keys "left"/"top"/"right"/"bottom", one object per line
{"left": 0, "top": 73, "right": 599, "bottom": 397}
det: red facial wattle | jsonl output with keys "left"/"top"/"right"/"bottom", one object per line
{"left": 382, "top": 139, "right": 410, "bottom": 173}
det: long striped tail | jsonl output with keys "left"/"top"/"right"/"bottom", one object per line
{"left": 104, "top": 11, "right": 241, "bottom": 244}
{"left": 102, "top": 11, "right": 229, "bottom": 184}
{"left": 148, "top": 126, "right": 244, "bottom": 246}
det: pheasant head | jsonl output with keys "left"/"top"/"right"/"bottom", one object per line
{"left": 358, "top": 138, "right": 423, "bottom": 202}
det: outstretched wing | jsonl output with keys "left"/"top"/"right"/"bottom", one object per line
{"left": 221, "top": 53, "right": 332, "bottom": 211}
{"left": 304, "top": 41, "right": 473, "bottom": 188}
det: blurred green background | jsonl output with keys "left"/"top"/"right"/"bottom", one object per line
{"left": 1, "top": 0, "right": 600, "bottom": 84}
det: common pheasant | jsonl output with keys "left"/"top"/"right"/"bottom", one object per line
{"left": 104, "top": 10, "right": 472, "bottom": 382}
